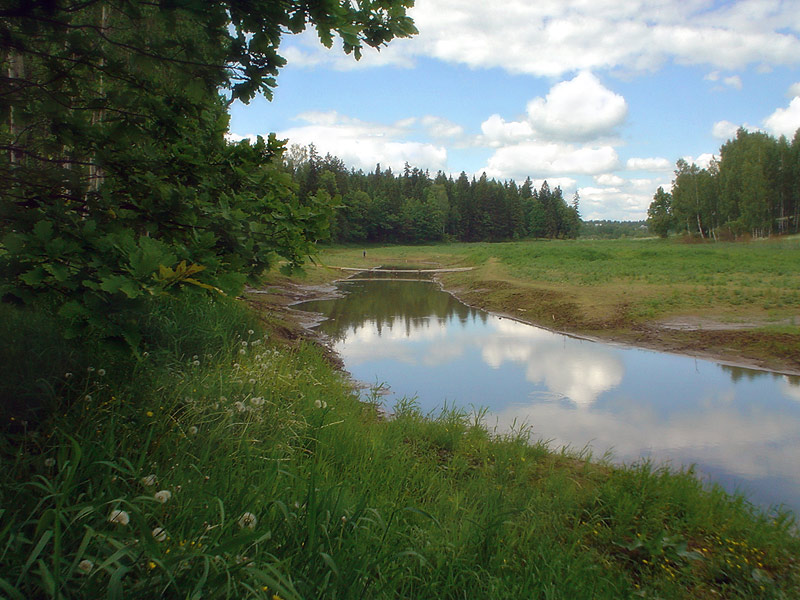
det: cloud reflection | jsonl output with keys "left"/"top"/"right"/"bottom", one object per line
{"left": 338, "top": 312, "right": 624, "bottom": 408}
{"left": 481, "top": 318, "right": 624, "bottom": 407}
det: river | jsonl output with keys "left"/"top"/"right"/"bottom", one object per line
{"left": 296, "top": 276, "right": 800, "bottom": 514}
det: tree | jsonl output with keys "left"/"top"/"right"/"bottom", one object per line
{"left": 647, "top": 187, "right": 673, "bottom": 237}
{"left": 1, "top": 0, "right": 416, "bottom": 342}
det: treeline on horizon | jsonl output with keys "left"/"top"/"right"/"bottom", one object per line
{"left": 648, "top": 127, "right": 800, "bottom": 239}
{"left": 284, "top": 145, "right": 581, "bottom": 244}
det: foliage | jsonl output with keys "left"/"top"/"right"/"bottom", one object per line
{"left": 1, "top": 294, "right": 798, "bottom": 598}
{"left": 647, "top": 127, "right": 800, "bottom": 239}
{"left": 0, "top": 0, "right": 416, "bottom": 344}
{"left": 286, "top": 148, "right": 581, "bottom": 244}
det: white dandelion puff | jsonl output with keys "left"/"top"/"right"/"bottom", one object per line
{"left": 141, "top": 474, "right": 157, "bottom": 487}
{"left": 97, "top": 369, "right": 106, "bottom": 376}
{"left": 154, "top": 490, "right": 172, "bottom": 503}
{"left": 250, "top": 397, "right": 265, "bottom": 406}
{"left": 152, "top": 527, "right": 167, "bottom": 542}
{"left": 248, "top": 329, "right": 254, "bottom": 335}
{"left": 44, "top": 457, "right": 56, "bottom": 468}
{"left": 237, "top": 512, "right": 257, "bottom": 529}
{"left": 108, "top": 509, "right": 130, "bottom": 525}
{"left": 77, "top": 559, "right": 94, "bottom": 574}
{"left": 188, "top": 426, "right": 198, "bottom": 435}
{"left": 234, "top": 401, "right": 246, "bottom": 412}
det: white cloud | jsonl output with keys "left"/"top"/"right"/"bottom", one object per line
{"left": 723, "top": 75, "right": 743, "bottom": 90}
{"left": 579, "top": 181, "right": 669, "bottom": 221}
{"left": 763, "top": 97, "right": 800, "bottom": 138}
{"left": 625, "top": 157, "right": 672, "bottom": 171}
{"left": 594, "top": 173, "right": 626, "bottom": 186}
{"left": 484, "top": 142, "right": 619, "bottom": 181}
{"left": 277, "top": 3, "right": 800, "bottom": 79}
{"left": 273, "top": 110, "right": 448, "bottom": 173}
{"left": 681, "top": 153, "right": 717, "bottom": 169}
{"left": 712, "top": 120, "right": 741, "bottom": 140}
{"left": 399, "top": 1, "right": 800, "bottom": 77}
{"left": 525, "top": 72, "right": 628, "bottom": 140}
{"left": 421, "top": 115, "right": 465, "bottom": 140}
{"left": 480, "top": 72, "right": 626, "bottom": 145}
{"left": 480, "top": 114, "right": 535, "bottom": 147}
{"left": 789, "top": 82, "right": 800, "bottom": 98}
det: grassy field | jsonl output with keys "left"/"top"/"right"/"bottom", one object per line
{"left": 309, "top": 236, "right": 800, "bottom": 372}
{"left": 3, "top": 283, "right": 799, "bottom": 599}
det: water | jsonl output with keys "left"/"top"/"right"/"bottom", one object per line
{"left": 297, "top": 278, "right": 800, "bottom": 514}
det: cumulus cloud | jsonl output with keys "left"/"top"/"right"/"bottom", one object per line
{"left": 579, "top": 183, "right": 669, "bottom": 221}
{"left": 274, "top": 111, "right": 448, "bottom": 173}
{"left": 483, "top": 142, "right": 619, "bottom": 181}
{"left": 705, "top": 71, "right": 743, "bottom": 90}
{"left": 790, "top": 82, "right": 800, "bottom": 97}
{"left": 420, "top": 115, "right": 465, "bottom": 140}
{"left": 763, "top": 97, "right": 800, "bottom": 138}
{"left": 625, "top": 157, "right": 672, "bottom": 171}
{"left": 480, "top": 72, "right": 627, "bottom": 146}
{"left": 712, "top": 120, "right": 741, "bottom": 140}
{"left": 525, "top": 72, "right": 628, "bottom": 140}
{"left": 595, "top": 174, "right": 626, "bottom": 186}
{"left": 272, "top": 1, "right": 800, "bottom": 76}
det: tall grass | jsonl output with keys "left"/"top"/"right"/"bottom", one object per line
{"left": 1, "top": 293, "right": 798, "bottom": 598}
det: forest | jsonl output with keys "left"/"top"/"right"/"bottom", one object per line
{"left": 647, "top": 127, "right": 800, "bottom": 239}
{"left": 284, "top": 145, "right": 581, "bottom": 244}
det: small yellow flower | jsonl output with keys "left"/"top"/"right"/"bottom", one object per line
{"left": 146, "top": 411, "right": 154, "bottom": 417}
{"left": 148, "top": 561, "right": 157, "bottom": 570}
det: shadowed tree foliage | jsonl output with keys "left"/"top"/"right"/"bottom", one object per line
{"left": 1, "top": 0, "right": 416, "bottom": 344}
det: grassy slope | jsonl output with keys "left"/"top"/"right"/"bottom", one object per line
{"left": 312, "top": 237, "right": 800, "bottom": 372}
{"left": 2, "top": 288, "right": 799, "bottom": 599}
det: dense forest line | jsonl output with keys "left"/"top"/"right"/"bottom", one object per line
{"left": 648, "top": 127, "right": 800, "bottom": 239}
{"left": 284, "top": 145, "right": 581, "bottom": 244}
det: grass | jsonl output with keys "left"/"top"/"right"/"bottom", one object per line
{"left": 313, "top": 237, "right": 800, "bottom": 371}
{"left": 1, "top": 290, "right": 799, "bottom": 599}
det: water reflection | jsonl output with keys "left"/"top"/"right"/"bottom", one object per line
{"left": 297, "top": 279, "right": 800, "bottom": 513}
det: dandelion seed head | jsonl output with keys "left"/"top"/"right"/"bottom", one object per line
{"left": 248, "top": 329, "right": 254, "bottom": 335}
{"left": 108, "top": 509, "right": 130, "bottom": 526}
{"left": 314, "top": 400, "right": 322, "bottom": 409}
{"left": 141, "top": 474, "right": 157, "bottom": 487}
{"left": 97, "top": 369, "right": 106, "bottom": 376}
{"left": 237, "top": 512, "right": 257, "bottom": 529}
{"left": 65, "top": 372, "right": 73, "bottom": 379}
{"left": 241, "top": 341, "right": 248, "bottom": 347}
{"left": 248, "top": 378, "right": 256, "bottom": 384}
{"left": 77, "top": 559, "right": 93, "bottom": 574}
{"left": 188, "top": 426, "right": 198, "bottom": 435}
{"left": 235, "top": 401, "right": 246, "bottom": 412}
{"left": 152, "top": 527, "right": 167, "bottom": 542}
{"left": 239, "top": 348, "right": 246, "bottom": 355}
{"left": 192, "top": 360, "right": 200, "bottom": 366}
{"left": 154, "top": 490, "right": 172, "bottom": 503}
{"left": 251, "top": 397, "right": 265, "bottom": 406}
{"left": 44, "top": 457, "right": 56, "bottom": 468}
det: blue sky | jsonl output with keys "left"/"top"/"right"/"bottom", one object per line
{"left": 228, "top": 1, "right": 800, "bottom": 221}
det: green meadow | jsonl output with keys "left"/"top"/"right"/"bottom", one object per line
{"left": 2, "top": 277, "right": 799, "bottom": 598}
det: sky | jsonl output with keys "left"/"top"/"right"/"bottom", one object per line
{"left": 228, "top": 0, "right": 800, "bottom": 221}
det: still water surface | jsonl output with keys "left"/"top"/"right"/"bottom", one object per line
{"left": 297, "top": 278, "right": 800, "bottom": 513}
